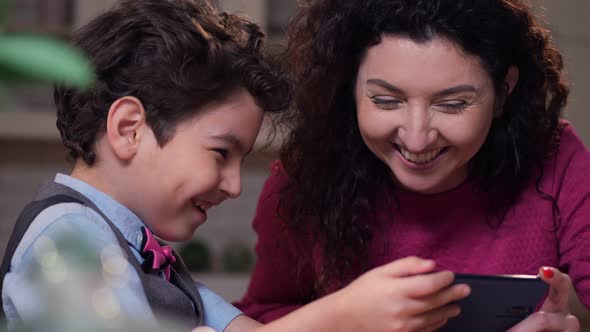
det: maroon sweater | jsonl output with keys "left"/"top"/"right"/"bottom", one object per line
{"left": 235, "top": 123, "right": 590, "bottom": 322}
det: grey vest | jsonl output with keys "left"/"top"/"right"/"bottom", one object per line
{"left": 0, "top": 181, "right": 204, "bottom": 329}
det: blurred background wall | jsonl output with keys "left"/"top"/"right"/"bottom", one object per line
{"left": 0, "top": 1, "right": 588, "bottom": 324}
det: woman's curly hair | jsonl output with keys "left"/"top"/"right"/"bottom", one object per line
{"left": 55, "top": 0, "right": 290, "bottom": 165}
{"left": 278, "top": 0, "right": 569, "bottom": 292}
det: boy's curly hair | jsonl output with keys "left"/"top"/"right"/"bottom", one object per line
{"left": 55, "top": 0, "right": 290, "bottom": 165}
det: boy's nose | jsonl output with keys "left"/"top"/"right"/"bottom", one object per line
{"left": 220, "top": 169, "right": 242, "bottom": 199}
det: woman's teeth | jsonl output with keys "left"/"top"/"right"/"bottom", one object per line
{"left": 398, "top": 146, "right": 444, "bottom": 164}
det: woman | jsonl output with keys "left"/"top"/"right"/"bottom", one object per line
{"left": 235, "top": 0, "right": 587, "bottom": 331}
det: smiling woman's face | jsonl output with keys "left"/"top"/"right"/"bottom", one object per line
{"left": 355, "top": 35, "right": 499, "bottom": 194}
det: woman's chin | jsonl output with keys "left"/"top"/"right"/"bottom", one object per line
{"left": 393, "top": 173, "right": 450, "bottom": 194}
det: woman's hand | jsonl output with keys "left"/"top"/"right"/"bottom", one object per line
{"left": 507, "top": 267, "right": 580, "bottom": 332}
{"left": 330, "top": 256, "right": 470, "bottom": 332}
{"left": 253, "top": 256, "right": 469, "bottom": 332}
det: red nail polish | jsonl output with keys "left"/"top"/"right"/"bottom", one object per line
{"left": 542, "top": 267, "right": 554, "bottom": 279}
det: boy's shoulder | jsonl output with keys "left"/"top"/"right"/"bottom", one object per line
{"left": 9, "top": 200, "right": 119, "bottom": 270}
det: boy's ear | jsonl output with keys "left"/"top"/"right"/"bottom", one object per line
{"left": 106, "top": 96, "right": 147, "bottom": 161}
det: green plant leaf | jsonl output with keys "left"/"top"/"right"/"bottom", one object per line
{"left": 0, "top": 35, "right": 94, "bottom": 88}
{"left": 179, "top": 239, "right": 212, "bottom": 272}
{"left": 222, "top": 240, "right": 254, "bottom": 273}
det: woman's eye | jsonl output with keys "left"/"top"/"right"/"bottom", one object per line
{"left": 370, "top": 96, "right": 402, "bottom": 109}
{"left": 435, "top": 100, "right": 469, "bottom": 113}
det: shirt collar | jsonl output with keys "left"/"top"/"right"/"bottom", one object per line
{"left": 54, "top": 173, "right": 145, "bottom": 251}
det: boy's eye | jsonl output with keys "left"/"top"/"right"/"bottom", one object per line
{"left": 370, "top": 96, "right": 402, "bottom": 110}
{"left": 213, "top": 149, "right": 228, "bottom": 159}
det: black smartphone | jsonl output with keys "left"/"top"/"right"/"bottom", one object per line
{"left": 438, "top": 273, "right": 549, "bottom": 332}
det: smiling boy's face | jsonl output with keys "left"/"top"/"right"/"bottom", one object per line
{"left": 128, "top": 89, "right": 263, "bottom": 241}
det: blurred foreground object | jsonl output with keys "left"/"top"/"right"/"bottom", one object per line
{"left": 7, "top": 231, "right": 189, "bottom": 332}
{"left": 0, "top": 0, "right": 94, "bottom": 88}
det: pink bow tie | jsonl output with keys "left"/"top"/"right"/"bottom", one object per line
{"left": 140, "top": 226, "right": 176, "bottom": 281}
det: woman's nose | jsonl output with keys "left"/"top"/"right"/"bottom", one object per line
{"left": 397, "top": 106, "right": 437, "bottom": 152}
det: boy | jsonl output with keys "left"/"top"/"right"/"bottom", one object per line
{"left": 1, "top": 0, "right": 288, "bottom": 330}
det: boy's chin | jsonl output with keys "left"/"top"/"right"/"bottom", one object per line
{"left": 157, "top": 224, "right": 199, "bottom": 242}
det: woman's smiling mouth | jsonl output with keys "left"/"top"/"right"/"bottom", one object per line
{"left": 395, "top": 144, "right": 449, "bottom": 165}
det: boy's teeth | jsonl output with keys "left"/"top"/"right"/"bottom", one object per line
{"left": 399, "top": 147, "right": 442, "bottom": 164}
{"left": 193, "top": 201, "right": 207, "bottom": 212}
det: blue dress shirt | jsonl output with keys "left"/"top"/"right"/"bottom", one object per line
{"left": 2, "top": 174, "right": 242, "bottom": 331}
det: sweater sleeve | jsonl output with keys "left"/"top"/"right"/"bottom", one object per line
{"left": 552, "top": 125, "right": 590, "bottom": 309}
{"left": 233, "top": 161, "right": 316, "bottom": 323}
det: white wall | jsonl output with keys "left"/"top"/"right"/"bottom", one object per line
{"left": 74, "top": 0, "right": 117, "bottom": 29}
{"left": 218, "top": 0, "right": 267, "bottom": 31}
{"left": 534, "top": 0, "right": 590, "bottom": 143}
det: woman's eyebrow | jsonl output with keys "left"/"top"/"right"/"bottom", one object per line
{"left": 366, "top": 79, "right": 477, "bottom": 98}
{"left": 432, "top": 85, "right": 478, "bottom": 97}
{"left": 366, "top": 79, "right": 405, "bottom": 95}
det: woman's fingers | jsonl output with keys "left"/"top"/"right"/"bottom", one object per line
{"left": 405, "top": 304, "right": 461, "bottom": 331}
{"left": 398, "top": 270, "right": 456, "bottom": 298}
{"left": 401, "top": 283, "right": 470, "bottom": 315}
{"left": 538, "top": 267, "right": 572, "bottom": 313}
{"left": 507, "top": 267, "right": 580, "bottom": 332}
{"left": 378, "top": 256, "right": 437, "bottom": 277}
{"left": 419, "top": 318, "right": 449, "bottom": 332}
{"left": 507, "top": 311, "right": 580, "bottom": 332}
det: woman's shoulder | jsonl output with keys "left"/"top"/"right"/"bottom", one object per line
{"left": 252, "top": 160, "right": 313, "bottom": 248}
{"left": 556, "top": 121, "right": 589, "bottom": 155}
{"left": 261, "top": 160, "right": 290, "bottom": 193}
{"left": 252, "top": 160, "right": 289, "bottom": 227}
{"left": 539, "top": 121, "right": 590, "bottom": 194}
{"left": 550, "top": 121, "right": 590, "bottom": 170}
